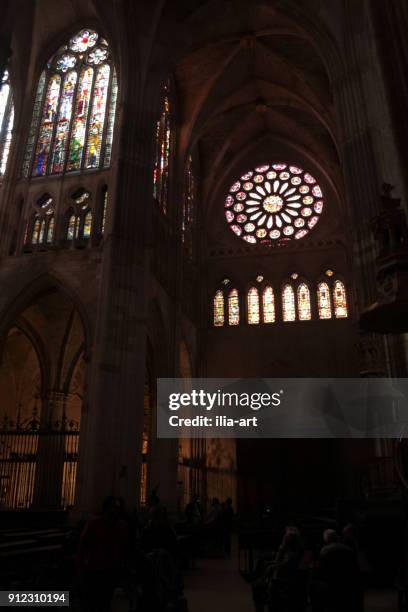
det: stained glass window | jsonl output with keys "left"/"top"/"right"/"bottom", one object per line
{"left": 32, "top": 217, "right": 41, "bottom": 244}
{"left": 282, "top": 285, "right": 296, "bottom": 322}
{"left": 85, "top": 64, "right": 110, "bottom": 169}
{"left": 101, "top": 186, "right": 108, "bottom": 235}
{"left": 23, "top": 29, "right": 118, "bottom": 177}
{"left": 297, "top": 283, "right": 311, "bottom": 320}
{"left": 0, "top": 70, "right": 14, "bottom": 176}
{"left": 22, "top": 72, "right": 46, "bottom": 177}
{"left": 247, "top": 287, "right": 260, "bottom": 324}
{"left": 50, "top": 70, "right": 77, "bottom": 174}
{"left": 228, "top": 289, "right": 240, "bottom": 326}
{"left": 67, "top": 214, "right": 76, "bottom": 240}
{"left": 182, "top": 153, "right": 195, "bottom": 251}
{"left": 33, "top": 74, "right": 61, "bottom": 176}
{"left": 318, "top": 282, "right": 332, "bottom": 319}
{"left": 83, "top": 210, "right": 92, "bottom": 238}
{"left": 27, "top": 194, "right": 55, "bottom": 246}
{"left": 225, "top": 163, "right": 324, "bottom": 245}
{"left": 333, "top": 280, "right": 348, "bottom": 318}
{"left": 214, "top": 290, "right": 225, "bottom": 327}
{"left": 153, "top": 82, "right": 171, "bottom": 214}
{"left": 103, "top": 73, "right": 118, "bottom": 168}
{"left": 65, "top": 189, "right": 94, "bottom": 242}
{"left": 46, "top": 216, "right": 54, "bottom": 243}
{"left": 263, "top": 286, "right": 275, "bottom": 323}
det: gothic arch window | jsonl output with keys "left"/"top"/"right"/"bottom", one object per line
{"left": 282, "top": 284, "right": 296, "bottom": 322}
{"left": 225, "top": 163, "right": 324, "bottom": 245}
{"left": 262, "top": 286, "right": 275, "bottom": 323}
{"left": 297, "top": 283, "right": 311, "bottom": 321}
{"left": 0, "top": 69, "right": 14, "bottom": 176}
{"left": 333, "top": 280, "right": 348, "bottom": 318}
{"left": 22, "top": 29, "right": 118, "bottom": 178}
{"left": 153, "top": 81, "right": 171, "bottom": 214}
{"left": 65, "top": 188, "right": 92, "bottom": 242}
{"left": 213, "top": 290, "right": 225, "bottom": 327}
{"left": 317, "top": 282, "right": 332, "bottom": 319}
{"left": 26, "top": 194, "right": 55, "bottom": 246}
{"left": 247, "top": 287, "right": 260, "bottom": 325}
{"left": 228, "top": 288, "right": 240, "bottom": 326}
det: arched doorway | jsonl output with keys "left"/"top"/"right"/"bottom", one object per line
{"left": 0, "top": 283, "right": 87, "bottom": 510}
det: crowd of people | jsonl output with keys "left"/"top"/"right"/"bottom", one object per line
{"left": 252, "top": 524, "right": 364, "bottom": 612}
{"left": 63, "top": 493, "right": 234, "bottom": 611}
{"left": 184, "top": 495, "right": 235, "bottom": 556}
{"left": 64, "top": 494, "right": 187, "bottom": 612}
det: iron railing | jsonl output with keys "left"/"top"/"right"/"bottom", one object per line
{"left": 0, "top": 412, "right": 79, "bottom": 510}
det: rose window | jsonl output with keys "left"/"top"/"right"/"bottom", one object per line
{"left": 224, "top": 163, "right": 324, "bottom": 245}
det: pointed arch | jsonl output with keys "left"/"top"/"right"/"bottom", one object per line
{"left": 317, "top": 282, "right": 332, "bottom": 319}
{"left": 333, "top": 280, "right": 348, "bottom": 318}
{"left": 262, "top": 286, "right": 275, "bottom": 323}
{"left": 297, "top": 283, "right": 311, "bottom": 320}
{"left": 247, "top": 287, "right": 260, "bottom": 325}
{"left": 83, "top": 210, "right": 92, "bottom": 238}
{"left": 282, "top": 284, "right": 296, "bottom": 322}
{"left": 213, "top": 290, "right": 224, "bottom": 327}
{"left": 228, "top": 288, "right": 240, "bottom": 326}
{"left": 22, "top": 28, "right": 118, "bottom": 177}
{"left": 0, "top": 272, "right": 92, "bottom": 365}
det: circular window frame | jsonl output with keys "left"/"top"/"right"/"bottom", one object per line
{"left": 224, "top": 162, "right": 324, "bottom": 245}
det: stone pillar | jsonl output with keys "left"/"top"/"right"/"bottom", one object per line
{"left": 0, "top": 0, "right": 11, "bottom": 82}
{"left": 370, "top": 0, "right": 408, "bottom": 199}
{"left": 32, "top": 391, "right": 67, "bottom": 509}
{"left": 74, "top": 3, "right": 166, "bottom": 517}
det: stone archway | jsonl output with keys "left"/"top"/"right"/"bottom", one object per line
{"left": 0, "top": 280, "right": 87, "bottom": 510}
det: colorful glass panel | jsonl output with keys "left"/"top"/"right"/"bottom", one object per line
{"left": 263, "top": 286, "right": 275, "bottom": 323}
{"left": 22, "top": 71, "right": 46, "bottom": 177}
{"left": 83, "top": 210, "right": 92, "bottom": 238}
{"left": 46, "top": 216, "right": 54, "bottom": 243}
{"left": 67, "top": 66, "right": 93, "bottom": 171}
{"left": 85, "top": 64, "right": 110, "bottom": 169}
{"left": 153, "top": 85, "right": 170, "bottom": 213}
{"left": 334, "top": 281, "right": 348, "bottom": 318}
{"left": 101, "top": 188, "right": 108, "bottom": 235}
{"left": 228, "top": 289, "right": 240, "bottom": 326}
{"left": 282, "top": 285, "right": 296, "bottom": 322}
{"left": 50, "top": 70, "right": 77, "bottom": 174}
{"left": 25, "top": 30, "right": 116, "bottom": 176}
{"left": 247, "top": 287, "right": 260, "bottom": 324}
{"left": 55, "top": 54, "right": 76, "bottom": 73}
{"left": 0, "top": 105, "right": 14, "bottom": 175}
{"left": 103, "top": 71, "right": 118, "bottom": 168}
{"left": 69, "top": 29, "right": 98, "bottom": 53}
{"left": 0, "top": 77, "right": 10, "bottom": 133}
{"left": 33, "top": 75, "right": 61, "bottom": 176}
{"left": 225, "top": 162, "right": 324, "bottom": 245}
{"left": 214, "top": 290, "right": 224, "bottom": 327}
{"left": 67, "top": 214, "right": 76, "bottom": 240}
{"left": 38, "top": 220, "right": 45, "bottom": 244}
{"left": 32, "top": 218, "right": 41, "bottom": 244}
{"left": 298, "top": 283, "right": 311, "bottom": 320}
{"left": 318, "top": 282, "right": 332, "bottom": 319}
{"left": 182, "top": 154, "right": 195, "bottom": 242}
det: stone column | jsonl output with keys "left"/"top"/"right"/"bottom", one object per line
{"left": 32, "top": 391, "right": 67, "bottom": 509}
{"left": 370, "top": 0, "right": 408, "bottom": 199}
{"left": 74, "top": 3, "right": 166, "bottom": 517}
